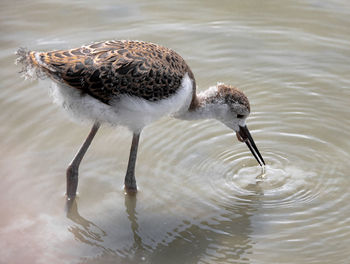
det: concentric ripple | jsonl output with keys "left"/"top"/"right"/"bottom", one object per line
{"left": 207, "top": 133, "right": 339, "bottom": 209}
{"left": 143, "top": 117, "right": 346, "bottom": 211}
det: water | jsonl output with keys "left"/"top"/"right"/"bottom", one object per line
{"left": 1, "top": 0, "right": 350, "bottom": 263}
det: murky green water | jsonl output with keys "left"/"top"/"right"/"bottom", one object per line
{"left": 1, "top": 0, "right": 350, "bottom": 263}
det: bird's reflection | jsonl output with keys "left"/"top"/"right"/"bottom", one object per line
{"left": 65, "top": 194, "right": 149, "bottom": 259}
{"left": 63, "top": 177, "right": 264, "bottom": 263}
{"left": 65, "top": 198, "right": 108, "bottom": 248}
{"left": 123, "top": 193, "right": 150, "bottom": 258}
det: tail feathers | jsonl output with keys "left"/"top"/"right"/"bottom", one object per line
{"left": 15, "top": 48, "right": 48, "bottom": 80}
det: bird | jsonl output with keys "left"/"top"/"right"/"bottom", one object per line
{"left": 16, "top": 40, "right": 265, "bottom": 199}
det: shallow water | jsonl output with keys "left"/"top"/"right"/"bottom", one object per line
{"left": 1, "top": 0, "right": 350, "bottom": 263}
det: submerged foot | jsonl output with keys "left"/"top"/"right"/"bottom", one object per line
{"left": 66, "top": 165, "right": 79, "bottom": 200}
{"left": 124, "top": 184, "right": 138, "bottom": 195}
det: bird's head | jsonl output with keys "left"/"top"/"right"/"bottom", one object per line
{"left": 208, "top": 84, "right": 265, "bottom": 166}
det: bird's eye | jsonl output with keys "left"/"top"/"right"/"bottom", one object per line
{"left": 237, "top": 114, "right": 244, "bottom": 119}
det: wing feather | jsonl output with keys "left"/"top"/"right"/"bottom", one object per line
{"left": 32, "top": 40, "right": 195, "bottom": 105}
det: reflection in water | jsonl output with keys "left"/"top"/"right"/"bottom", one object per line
{"left": 65, "top": 199, "right": 109, "bottom": 251}
{"left": 123, "top": 194, "right": 150, "bottom": 260}
{"left": 65, "top": 195, "right": 151, "bottom": 263}
{"left": 65, "top": 189, "right": 260, "bottom": 263}
{"left": 147, "top": 192, "right": 259, "bottom": 263}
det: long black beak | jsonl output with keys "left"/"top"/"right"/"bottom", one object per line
{"left": 236, "top": 125, "right": 265, "bottom": 166}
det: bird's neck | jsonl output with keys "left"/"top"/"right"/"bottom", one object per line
{"left": 176, "top": 88, "right": 226, "bottom": 121}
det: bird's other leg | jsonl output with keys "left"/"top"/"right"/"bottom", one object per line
{"left": 124, "top": 131, "right": 141, "bottom": 193}
{"left": 66, "top": 122, "right": 100, "bottom": 200}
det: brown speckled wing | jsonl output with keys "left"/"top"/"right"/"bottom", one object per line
{"left": 34, "top": 40, "right": 195, "bottom": 104}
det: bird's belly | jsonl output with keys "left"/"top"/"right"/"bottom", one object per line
{"left": 50, "top": 73, "right": 193, "bottom": 132}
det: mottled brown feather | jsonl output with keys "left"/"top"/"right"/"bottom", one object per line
{"left": 217, "top": 84, "right": 250, "bottom": 112}
{"left": 30, "top": 40, "right": 196, "bottom": 105}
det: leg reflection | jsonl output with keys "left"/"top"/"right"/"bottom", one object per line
{"left": 124, "top": 193, "right": 149, "bottom": 257}
{"left": 65, "top": 199, "right": 108, "bottom": 247}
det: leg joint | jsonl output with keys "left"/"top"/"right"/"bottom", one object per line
{"left": 66, "top": 164, "right": 78, "bottom": 179}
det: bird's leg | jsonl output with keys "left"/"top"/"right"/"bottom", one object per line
{"left": 124, "top": 132, "right": 141, "bottom": 193}
{"left": 66, "top": 122, "right": 100, "bottom": 199}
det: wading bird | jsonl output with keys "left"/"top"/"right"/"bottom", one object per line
{"left": 16, "top": 40, "right": 265, "bottom": 199}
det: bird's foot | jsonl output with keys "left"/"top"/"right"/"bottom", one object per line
{"left": 66, "top": 165, "right": 79, "bottom": 199}
{"left": 124, "top": 184, "right": 138, "bottom": 195}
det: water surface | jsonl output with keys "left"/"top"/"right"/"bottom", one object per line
{"left": 1, "top": 0, "right": 350, "bottom": 263}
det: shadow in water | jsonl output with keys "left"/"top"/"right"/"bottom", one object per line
{"left": 64, "top": 181, "right": 264, "bottom": 264}
{"left": 123, "top": 194, "right": 152, "bottom": 259}
{"left": 65, "top": 199, "right": 110, "bottom": 251}
{"left": 147, "top": 191, "right": 262, "bottom": 264}
{"left": 120, "top": 181, "right": 263, "bottom": 264}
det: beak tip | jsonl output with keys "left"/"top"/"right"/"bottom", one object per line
{"left": 238, "top": 125, "right": 265, "bottom": 167}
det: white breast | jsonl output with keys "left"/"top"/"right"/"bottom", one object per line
{"left": 50, "top": 73, "right": 194, "bottom": 132}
